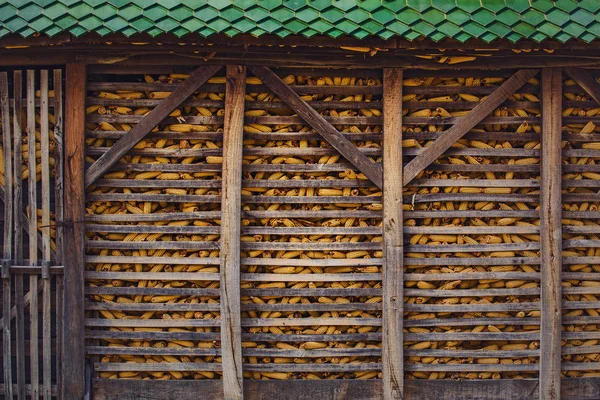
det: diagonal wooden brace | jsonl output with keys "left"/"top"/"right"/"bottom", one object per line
{"left": 85, "top": 65, "right": 222, "bottom": 188}
{"left": 565, "top": 68, "right": 600, "bottom": 106}
{"left": 403, "top": 69, "right": 540, "bottom": 185}
{"left": 249, "top": 65, "right": 383, "bottom": 189}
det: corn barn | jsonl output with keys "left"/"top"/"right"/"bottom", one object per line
{"left": 2, "top": 0, "right": 600, "bottom": 399}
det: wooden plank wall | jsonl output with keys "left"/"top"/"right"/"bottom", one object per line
{"left": 2, "top": 63, "right": 597, "bottom": 399}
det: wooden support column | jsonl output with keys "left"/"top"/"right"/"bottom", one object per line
{"left": 382, "top": 68, "right": 404, "bottom": 399}
{"left": 220, "top": 65, "right": 246, "bottom": 400}
{"left": 62, "top": 63, "right": 87, "bottom": 400}
{"left": 540, "top": 68, "right": 562, "bottom": 400}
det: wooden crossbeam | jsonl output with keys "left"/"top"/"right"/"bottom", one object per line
{"left": 248, "top": 66, "right": 383, "bottom": 189}
{"left": 402, "top": 69, "right": 539, "bottom": 185}
{"left": 84, "top": 65, "right": 222, "bottom": 188}
{"left": 565, "top": 68, "right": 600, "bottom": 105}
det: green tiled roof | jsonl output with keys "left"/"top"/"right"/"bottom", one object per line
{"left": 1, "top": 0, "right": 600, "bottom": 43}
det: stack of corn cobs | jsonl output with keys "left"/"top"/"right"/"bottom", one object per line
{"left": 561, "top": 75, "right": 600, "bottom": 379}
{"left": 84, "top": 69, "right": 600, "bottom": 381}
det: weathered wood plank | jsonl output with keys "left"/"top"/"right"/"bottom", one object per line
{"left": 540, "top": 67, "right": 562, "bottom": 400}
{"left": 91, "top": 378, "right": 600, "bottom": 400}
{"left": 248, "top": 65, "right": 383, "bottom": 189}
{"left": 402, "top": 69, "right": 539, "bottom": 185}
{"left": 53, "top": 68, "right": 64, "bottom": 399}
{"left": 27, "top": 68, "right": 40, "bottom": 400}
{"left": 220, "top": 65, "right": 245, "bottom": 400}
{"left": 12, "top": 69, "right": 26, "bottom": 400}
{"left": 1, "top": 71, "right": 13, "bottom": 400}
{"left": 382, "top": 67, "right": 403, "bottom": 400}
{"left": 40, "top": 69, "right": 52, "bottom": 400}
{"left": 84, "top": 65, "right": 221, "bottom": 187}
{"left": 62, "top": 64, "right": 86, "bottom": 400}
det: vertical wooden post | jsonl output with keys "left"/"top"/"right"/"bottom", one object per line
{"left": 53, "top": 68, "right": 64, "bottom": 399}
{"left": 1, "top": 71, "right": 14, "bottom": 400}
{"left": 62, "top": 63, "right": 87, "bottom": 400}
{"left": 220, "top": 65, "right": 246, "bottom": 400}
{"left": 540, "top": 68, "right": 562, "bottom": 400}
{"left": 382, "top": 68, "right": 404, "bottom": 400}
{"left": 13, "top": 70, "right": 26, "bottom": 400}
{"left": 26, "top": 69, "right": 39, "bottom": 399}
{"left": 40, "top": 69, "right": 53, "bottom": 400}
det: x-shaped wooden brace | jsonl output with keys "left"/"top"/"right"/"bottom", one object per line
{"left": 249, "top": 66, "right": 383, "bottom": 189}
{"left": 402, "top": 69, "right": 540, "bottom": 185}
{"left": 85, "top": 65, "right": 222, "bottom": 188}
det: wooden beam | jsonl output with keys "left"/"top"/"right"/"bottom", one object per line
{"left": 540, "top": 68, "right": 563, "bottom": 400}
{"left": 84, "top": 64, "right": 221, "bottom": 188}
{"left": 26, "top": 68, "right": 39, "bottom": 399}
{"left": 91, "top": 377, "right": 600, "bottom": 400}
{"left": 565, "top": 68, "right": 600, "bottom": 105}
{"left": 62, "top": 63, "right": 87, "bottom": 400}
{"left": 219, "top": 65, "right": 246, "bottom": 400}
{"left": 1, "top": 71, "right": 13, "bottom": 400}
{"left": 382, "top": 68, "right": 404, "bottom": 400}
{"left": 248, "top": 65, "right": 383, "bottom": 189}
{"left": 402, "top": 69, "right": 539, "bottom": 185}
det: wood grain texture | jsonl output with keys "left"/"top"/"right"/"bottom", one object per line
{"left": 26, "top": 69, "right": 39, "bottom": 400}
{"left": 92, "top": 378, "right": 600, "bottom": 400}
{"left": 62, "top": 63, "right": 86, "bottom": 400}
{"left": 402, "top": 69, "right": 539, "bottom": 185}
{"left": 12, "top": 69, "right": 26, "bottom": 400}
{"left": 39, "top": 69, "right": 52, "bottom": 400}
{"left": 540, "top": 67, "right": 563, "bottom": 400}
{"left": 84, "top": 64, "right": 221, "bottom": 187}
{"left": 248, "top": 65, "right": 383, "bottom": 189}
{"left": 220, "top": 65, "right": 246, "bottom": 400}
{"left": 53, "top": 68, "right": 64, "bottom": 398}
{"left": 382, "top": 68, "right": 403, "bottom": 400}
{"left": 1, "top": 71, "right": 13, "bottom": 400}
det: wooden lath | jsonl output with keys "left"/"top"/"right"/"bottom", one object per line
{"left": 84, "top": 64, "right": 222, "bottom": 188}
{"left": 402, "top": 69, "right": 540, "bottom": 185}
{"left": 248, "top": 66, "right": 383, "bottom": 189}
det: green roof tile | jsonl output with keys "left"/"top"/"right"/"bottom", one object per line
{"left": 0, "top": 0, "right": 599, "bottom": 43}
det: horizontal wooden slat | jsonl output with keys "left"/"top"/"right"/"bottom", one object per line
{"left": 91, "top": 377, "right": 600, "bottom": 400}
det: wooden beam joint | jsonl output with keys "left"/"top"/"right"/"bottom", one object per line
{"left": 248, "top": 65, "right": 383, "bottom": 189}
{"left": 84, "top": 65, "right": 222, "bottom": 188}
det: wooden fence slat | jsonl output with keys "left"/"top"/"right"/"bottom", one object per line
{"left": 26, "top": 68, "right": 39, "bottom": 400}
{"left": 1, "top": 71, "right": 14, "bottom": 400}
{"left": 84, "top": 64, "right": 221, "bottom": 187}
{"left": 402, "top": 69, "right": 539, "bottom": 185}
{"left": 382, "top": 68, "right": 403, "bottom": 400}
{"left": 62, "top": 64, "right": 87, "bottom": 400}
{"left": 53, "top": 68, "right": 64, "bottom": 399}
{"left": 540, "top": 67, "right": 562, "bottom": 400}
{"left": 248, "top": 65, "right": 383, "bottom": 189}
{"left": 40, "top": 69, "right": 52, "bottom": 400}
{"left": 220, "top": 65, "right": 246, "bottom": 400}
{"left": 12, "top": 70, "right": 26, "bottom": 400}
